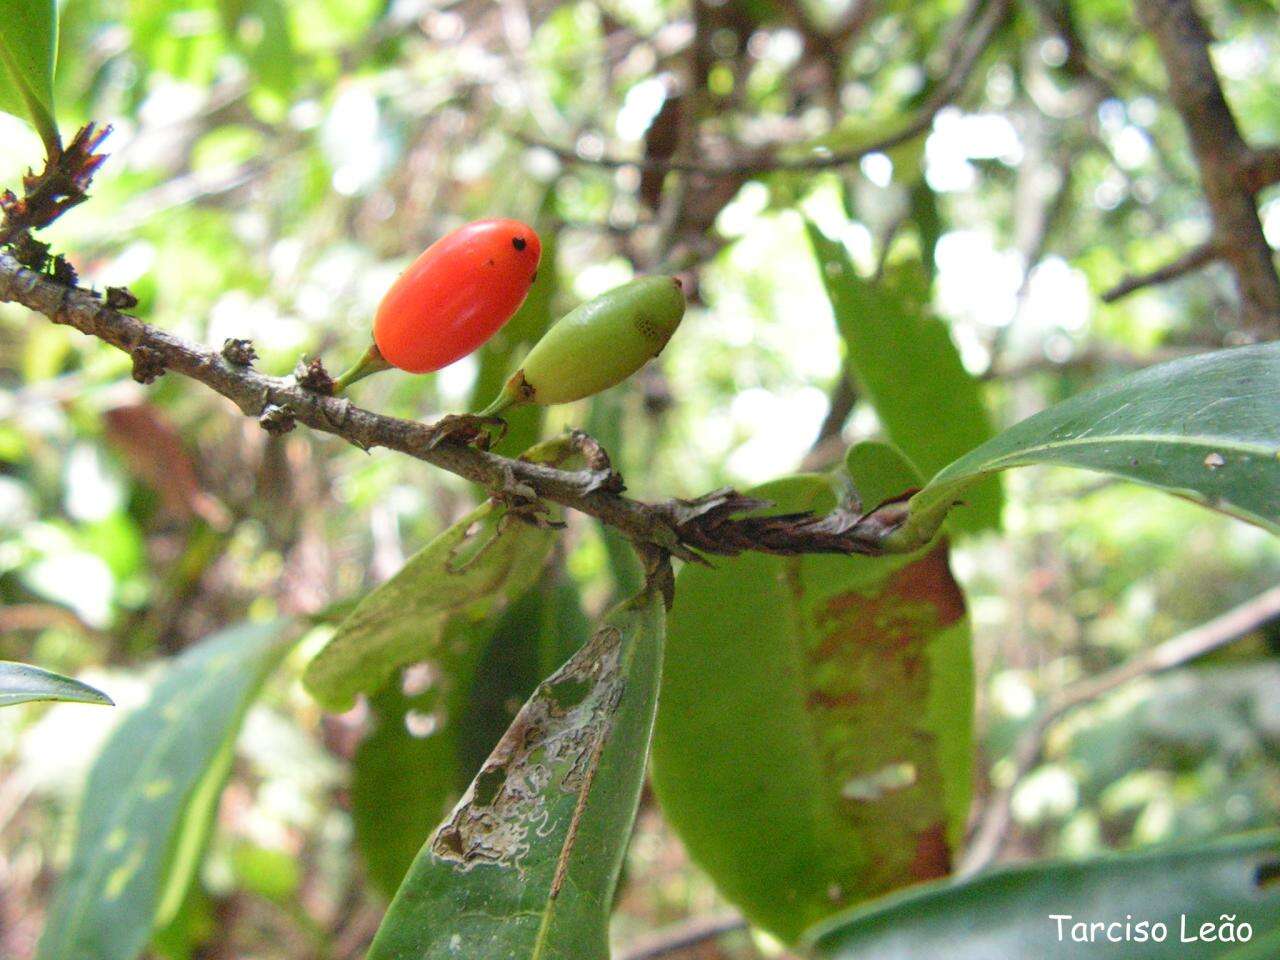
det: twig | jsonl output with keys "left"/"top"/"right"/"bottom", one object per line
{"left": 0, "top": 251, "right": 903, "bottom": 562}
{"left": 519, "top": 0, "right": 1011, "bottom": 177}
{"left": 618, "top": 912, "right": 748, "bottom": 960}
{"left": 1241, "top": 145, "right": 1280, "bottom": 194}
{"left": 1100, "top": 240, "right": 1218, "bottom": 303}
{"left": 960, "top": 584, "right": 1280, "bottom": 875}
{"left": 0, "top": 124, "right": 112, "bottom": 247}
{"left": 1134, "top": 0, "right": 1280, "bottom": 332}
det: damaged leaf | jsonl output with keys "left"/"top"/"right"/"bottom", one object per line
{"left": 652, "top": 445, "right": 972, "bottom": 942}
{"left": 352, "top": 571, "right": 589, "bottom": 896}
{"left": 807, "top": 832, "right": 1280, "bottom": 959}
{"left": 366, "top": 586, "right": 665, "bottom": 960}
{"left": 890, "top": 342, "right": 1280, "bottom": 551}
{"left": 303, "top": 501, "right": 555, "bottom": 712}
{"left": 36, "top": 621, "right": 291, "bottom": 960}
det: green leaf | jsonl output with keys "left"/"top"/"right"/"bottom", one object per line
{"left": 303, "top": 501, "right": 556, "bottom": 712}
{"left": 889, "top": 342, "right": 1280, "bottom": 551}
{"left": 0, "top": 0, "right": 61, "bottom": 153}
{"left": 807, "top": 832, "right": 1280, "bottom": 959}
{"left": 150, "top": 882, "right": 215, "bottom": 960}
{"left": 0, "top": 660, "right": 113, "bottom": 707}
{"left": 651, "top": 446, "right": 973, "bottom": 942}
{"left": 35, "top": 620, "right": 291, "bottom": 960}
{"left": 805, "top": 219, "right": 1001, "bottom": 532}
{"left": 218, "top": 0, "right": 295, "bottom": 96}
{"left": 352, "top": 574, "right": 589, "bottom": 896}
{"left": 366, "top": 586, "right": 666, "bottom": 960}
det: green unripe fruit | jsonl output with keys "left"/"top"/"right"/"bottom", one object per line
{"left": 480, "top": 276, "right": 685, "bottom": 415}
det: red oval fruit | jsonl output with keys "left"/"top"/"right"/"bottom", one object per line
{"left": 373, "top": 218, "right": 542, "bottom": 373}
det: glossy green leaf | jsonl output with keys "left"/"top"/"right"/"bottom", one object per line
{"left": 808, "top": 832, "right": 1280, "bottom": 959}
{"left": 366, "top": 586, "right": 665, "bottom": 960}
{"left": 352, "top": 572, "right": 588, "bottom": 896}
{"left": 303, "top": 502, "right": 556, "bottom": 712}
{"left": 35, "top": 620, "right": 291, "bottom": 960}
{"left": 0, "top": 0, "right": 60, "bottom": 152}
{"left": 805, "top": 219, "right": 1001, "bottom": 532}
{"left": 0, "top": 660, "right": 113, "bottom": 707}
{"left": 652, "top": 446, "right": 973, "bottom": 942}
{"left": 890, "top": 342, "right": 1280, "bottom": 551}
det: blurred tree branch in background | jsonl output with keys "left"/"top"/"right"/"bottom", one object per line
{"left": 1120, "top": 0, "right": 1280, "bottom": 330}
{"left": 520, "top": 0, "right": 1011, "bottom": 176}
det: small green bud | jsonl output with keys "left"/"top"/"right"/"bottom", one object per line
{"left": 480, "top": 276, "right": 685, "bottom": 415}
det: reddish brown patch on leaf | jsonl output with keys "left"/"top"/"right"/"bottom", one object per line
{"left": 818, "top": 545, "right": 964, "bottom": 649}
{"left": 909, "top": 822, "right": 952, "bottom": 881}
{"left": 801, "top": 542, "right": 967, "bottom": 898}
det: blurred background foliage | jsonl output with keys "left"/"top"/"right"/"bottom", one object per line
{"left": 1, "top": 0, "right": 1279, "bottom": 956}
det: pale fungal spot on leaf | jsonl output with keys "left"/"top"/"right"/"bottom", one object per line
{"left": 1204, "top": 452, "right": 1226, "bottom": 469}
{"left": 142, "top": 777, "right": 173, "bottom": 799}
{"left": 104, "top": 848, "right": 145, "bottom": 900}
{"left": 429, "top": 624, "right": 625, "bottom": 873}
{"left": 105, "top": 827, "right": 127, "bottom": 851}
{"left": 841, "top": 761, "right": 918, "bottom": 801}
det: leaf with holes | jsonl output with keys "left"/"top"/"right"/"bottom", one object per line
{"left": 888, "top": 342, "right": 1280, "bottom": 551}
{"left": 651, "top": 444, "right": 973, "bottom": 942}
{"left": 0, "top": 0, "right": 60, "bottom": 152}
{"left": 0, "top": 660, "right": 113, "bottom": 708}
{"left": 805, "top": 219, "right": 1001, "bottom": 533}
{"left": 35, "top": 620, "right": 291, "bottom": 960}
{"left": 365, "top": 586, "right": 665, "bottom": 960}
{"left": 808, "top": 832, "right": 1280, "bottom": 958}
{"left": 303, "top": 502, "right": 556, "bottom": 712}
{"left": 352, "top": 571, "right": 589, "bottom": 896}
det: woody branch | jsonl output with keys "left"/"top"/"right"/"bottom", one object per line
{"left": 0, "top": 249, "right": 907, "bottom": 564}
